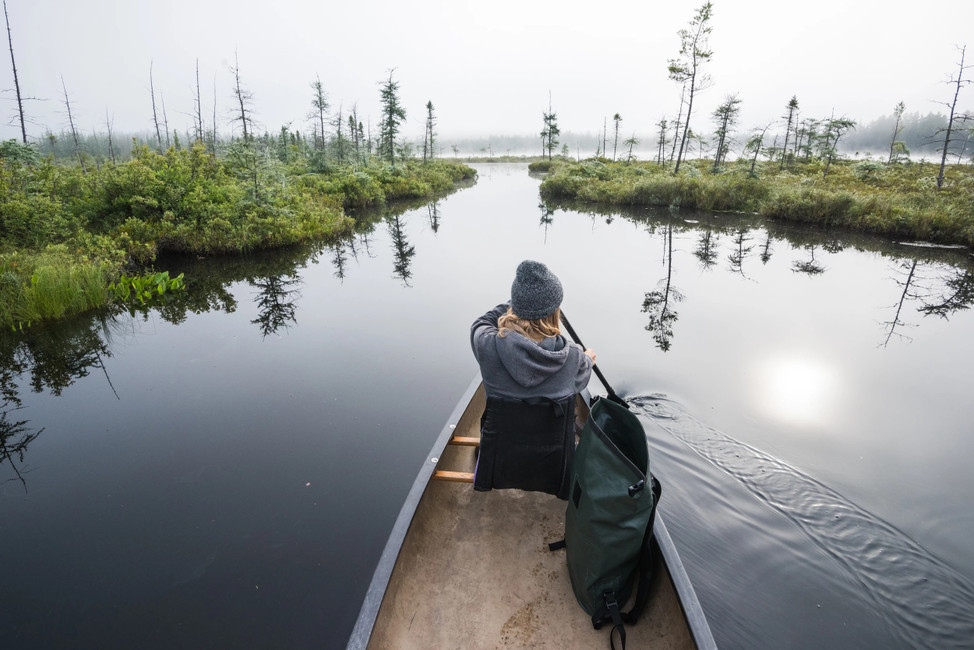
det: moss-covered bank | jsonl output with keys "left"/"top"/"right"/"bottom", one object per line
{"left": 0, "top": 141, "right": 475, "bottom": 328}
{"left": 539, "top": 158, "right": 974, "bottom": 249}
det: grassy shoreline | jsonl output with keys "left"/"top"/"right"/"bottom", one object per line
{"left": 0, "top": 143, "right": 475, "bottom": 329}
{"left": 538, "top": 158, "right": 974, "bottom": 249}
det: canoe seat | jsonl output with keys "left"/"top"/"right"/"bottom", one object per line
{"left": 448, "top": 436, "right": 480, "bottom": 447}
{"left": 433, "top": 470, "right": 475, "bottom": 483}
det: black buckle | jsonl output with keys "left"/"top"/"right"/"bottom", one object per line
{"left": 628, "top": 479, "right": 646, "bottom": 497}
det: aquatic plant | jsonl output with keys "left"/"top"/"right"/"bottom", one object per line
{"left": 108, "top": 271, "right": 185, "bottom": 305}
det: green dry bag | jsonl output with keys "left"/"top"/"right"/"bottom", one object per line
{"left": 562, "top": 396, "right": 661, "bottom": 649}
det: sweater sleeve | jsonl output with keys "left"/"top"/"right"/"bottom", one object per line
{"left": 470, "top": 302, "right": 510, "bottom": 362}
{"left": 573, "top": 344, "right": 595, "bottom": 393}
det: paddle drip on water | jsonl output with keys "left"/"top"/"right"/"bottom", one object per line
{"left": 629, "top": 395, "right": 974, "bottom": 650}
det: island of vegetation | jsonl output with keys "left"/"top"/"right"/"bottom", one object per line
{"left": 533, "top": 156, "right": 974, "bottom": 249}
{"left": 0, "top": 63, "right": 473, "bottom": 330}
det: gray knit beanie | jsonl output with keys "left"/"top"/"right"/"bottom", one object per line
{"left": 510, "top": 260, "right": 563, "bottom": 320}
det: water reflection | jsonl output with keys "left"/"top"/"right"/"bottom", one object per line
{"left": 920, "top": 266, "right": 974, "bottom": 319}
{"left": 881, "top": 259, "right": 974, "bottom": 347}
{"left": 0, "top": 313, "right": 117, "bottom": 400}
{"left": 693, "top": 229, "right": 719, "bottom": 269}
{"left": 792, "top": 244, "right": 826, "bottom": 275}
{"left": 428, "top": 201, "right": 441, "bottom": 233}
{"left": 0, "top": 404, "right": 43, "bottom": 492}
{"left": 388, "top": 214, "right": 415, "bottom": 286}
{"left": 251, "top": 274, "right": 301, "bottom": 338}
{"left": 542, "top": 196, "right": 974, "bottom": 349}
{"left": 641, "top": 223, "right": 683, "bottom": 352}
{"left": 539, "top": 201, "right": 554, "bottom": 241}
{"left": 727, "top": 227, "right": 755, "bottom": 277}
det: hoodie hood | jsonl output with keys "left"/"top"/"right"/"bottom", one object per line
{"left": 495, "top": 331, "right": 569, "bottom": 388}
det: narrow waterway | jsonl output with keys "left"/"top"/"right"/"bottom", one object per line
{"left": 2, "top": 163, "right": 973, "bottom": 649}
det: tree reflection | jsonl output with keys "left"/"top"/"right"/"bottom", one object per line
{"left": 760, "top": 232, "right": 774, "bottom": 264}
{"left": 539, "top": 202, "right": 554, "bottom": 241}
{"left": 0, "top": 315, "right": 116, "bottom": 399}
{"left": 792, "top": 245, "right": 826, "bottom": 275}
{"left": 727, "top": 227, "right": 754, "bottom": 277}
{"left": 542, "top": 193, "right": 974, "bottom": 348}
{"left": 642, "top": 224, "right": 684, "bottom": 351}
{"left": 428, "top": 200, "right": 441, "bottom": 233}
{"left": 920, "top": 267, "right": 974, "bottom": 319}
{"left": 693, "top": 229, "right": 719, "bottom": 269}
{"left": 251, "top": 274, "right": 301, "bottom": 338}
{"left": 0, "top": 404, "right": 43, "bottom": 493}
{"left": 331, "top": 239, "right": 351, "bottom": 282}
{"left": 388, "top": 214, "right": 415, "bottom": 286}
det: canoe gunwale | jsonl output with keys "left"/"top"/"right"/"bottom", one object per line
{"left": 655, "top": 516, "right": 718, "bottom": 649}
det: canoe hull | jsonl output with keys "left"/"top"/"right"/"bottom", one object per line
{"left": 348, "top": 379, "right": 715, "bottom": 649}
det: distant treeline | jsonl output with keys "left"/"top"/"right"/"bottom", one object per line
{"left": 30, "top": 110, "right": 971, "bottom": 165}
{"left": 842, "top": 111, "right": 968, "bottom": 158}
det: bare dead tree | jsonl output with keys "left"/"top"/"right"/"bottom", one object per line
{"left": 231, "top": 51, "right": 255, "bottom": 142}
{"left": 936, "top": 44, "right": 971, "bottom": 190}
{"left": 669, "top": 84, "right": 686, "bottom": 165}
{"left": 149, "top": 61, "right": 163, "bottom": 151}
{"left": 60, "top": 75, "right": 86, "bottom": 173}
{"left": 194, "top": 58, "right": 204, "bottom": 143}
{"left": 161, "top": 94, "right": 170, "bottom": 149}
{"left": 105, "top": 108, "right": 116, "bottom": 164}
{"left": 211, "top": 78, "right": 218, "bottom": 152}
{"left": 3, "top": 0, "right": 26, "bottom": 143}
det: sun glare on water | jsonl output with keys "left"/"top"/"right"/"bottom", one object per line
{"left": 753, "top": 355, "right": 840, "bottom": 427}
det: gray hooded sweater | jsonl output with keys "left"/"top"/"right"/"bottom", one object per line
{"left": 471, "top": 303, "right": 593, "bottom": 401}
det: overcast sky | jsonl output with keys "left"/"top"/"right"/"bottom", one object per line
{"left": 2, "top": 0, "right": 972, "bottom": 146}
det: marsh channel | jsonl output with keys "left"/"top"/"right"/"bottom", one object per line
{"left": 2, "top": 163, "right": 974, "bottom": 649}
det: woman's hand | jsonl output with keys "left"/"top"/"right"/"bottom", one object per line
{"left": 585, "top": 348, "right": 596, "bottom": 362}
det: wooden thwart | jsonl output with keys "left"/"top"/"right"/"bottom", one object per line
{"left": 448, "top": 436, "right": 480, "bottom": 447}
{"left": 432, "top": 470, "right": 474, "bottom": 483}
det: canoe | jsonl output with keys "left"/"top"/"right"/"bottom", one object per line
{"left": 347, "top": 376, "right": 716, "bottom": 649}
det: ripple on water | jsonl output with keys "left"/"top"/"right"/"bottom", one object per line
{"left": 630, "top": 395, "right": 974, "bottom": 650}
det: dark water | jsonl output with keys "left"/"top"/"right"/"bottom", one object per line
{"left": 3, "top": 163, "right": 974, "bottom": 649}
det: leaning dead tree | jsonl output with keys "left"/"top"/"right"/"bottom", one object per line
{"left": 231, "top": 52, "right": 255, "bottom": 142}
{"left": 149, "top": 61, "right": 163, "bottom": 151}
{"left": 60, "top": 75, "right": 86, "bottom": 173}
{"left": 936, "top": 44, "right": 971, "bottom": 190}
{"left": 3, "top": 0, "right": 26, "bottom": 143}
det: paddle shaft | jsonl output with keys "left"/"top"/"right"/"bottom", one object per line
{"left": 560, "top": 311, "right": 629, "bottom": 409}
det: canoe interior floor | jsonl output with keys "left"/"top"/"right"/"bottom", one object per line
{"left": 368, "top": 445, "right": 695, "bottom": 648}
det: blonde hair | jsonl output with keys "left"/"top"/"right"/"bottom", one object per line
{"left": 498, "top": 306, "right": 561, "bottom": 342}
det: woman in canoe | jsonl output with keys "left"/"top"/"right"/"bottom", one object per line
{"left": 469, "top": 260, "right": 596, "bottom": 498}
